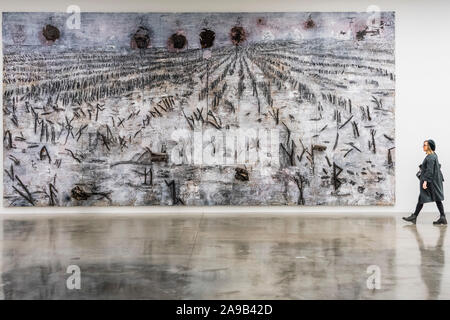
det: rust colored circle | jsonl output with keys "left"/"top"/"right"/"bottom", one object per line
{"left": 42, "top": 24, "right": 60, "bottom": 42}
{"left": 199, "top": 28, "right": 215, "bottom": 49}
{"left": 168, "top": 32, "right": 187, "bottom": 51}
{"left": 230, "top": 26, "right": 246, "bottom": 46}
{"left": 132, "top": 26, "right": 151, "bottom": 49}
{"left": 303, "top": 17, "right": 316, "bottom": 29}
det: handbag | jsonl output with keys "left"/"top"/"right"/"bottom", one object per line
{"left": 416, "top": 164, "right": 422, "bottom": 180}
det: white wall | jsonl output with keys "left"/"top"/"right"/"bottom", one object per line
{"left": 1, "top": 0, "right": 449, "bottom": 215}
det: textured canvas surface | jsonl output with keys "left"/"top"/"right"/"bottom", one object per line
{"left": 2, "top": 12, "right": 395, "bottom": 206}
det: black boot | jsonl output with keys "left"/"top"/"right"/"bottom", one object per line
{"left": 403, "top": 214, "right": 417, "bottom": 224}
{"left": 433, "top": 216, "right": 447, "bottom": 225}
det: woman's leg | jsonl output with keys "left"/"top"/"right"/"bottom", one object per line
{"left": 414, "top": 202, "right": 424, "bottom": 216}
{"left": 433, "top": 201, "right": 447, "bottom": 225}
{"left": 436, "top": 200, "right": 445, "bottom": 217}
{"left": 403, "top": 201, "right": 423, "bottom": 223}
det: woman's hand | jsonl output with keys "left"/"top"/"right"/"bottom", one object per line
{"left": 423, "top": 181, "right": 427, "bottom": 189}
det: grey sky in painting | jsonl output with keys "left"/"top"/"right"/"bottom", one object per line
{"left": 2, "top": 12, "right": 395, "bottom": 49}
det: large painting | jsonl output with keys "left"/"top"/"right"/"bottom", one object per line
{"left": 2, "top": 12, "right": 395, "bottom": 206}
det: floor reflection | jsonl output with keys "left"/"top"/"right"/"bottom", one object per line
{"left": 404, "top": 225, "right": 447, "bottom": 299}
{"left": 0, "top": 214, "right": 448, "bottom": 299}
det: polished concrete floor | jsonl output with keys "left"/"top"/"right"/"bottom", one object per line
{"left": 0, "top": 212, "right": 449, "bottom": 299}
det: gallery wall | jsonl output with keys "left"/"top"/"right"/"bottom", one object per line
{"left": 0, "top": 0, "right": 449, "bottom": 214}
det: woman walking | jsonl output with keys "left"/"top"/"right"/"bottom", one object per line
{"left": 403, "top": 139, "right": 446, "bottom": 225}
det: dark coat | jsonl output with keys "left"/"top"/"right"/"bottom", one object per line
{"left": 418, "top": 152, "right": 445, "bottom": 203}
